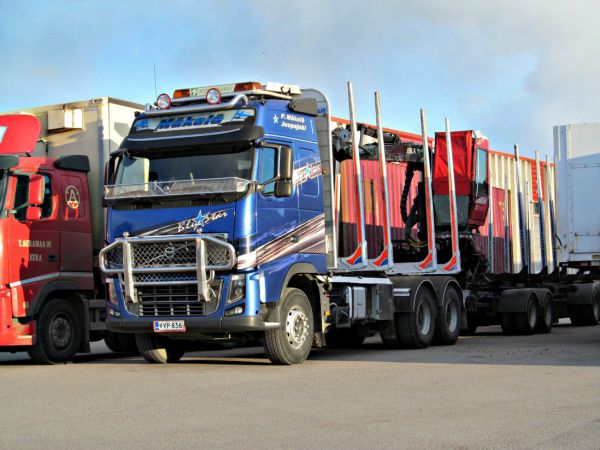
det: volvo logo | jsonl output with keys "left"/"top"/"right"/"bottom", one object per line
{"left": 163, "top": 246, "right": 177, "bottom": 259}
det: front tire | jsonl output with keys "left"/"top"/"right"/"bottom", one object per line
{"left": 28, "top": 299, "right": 82, "bottom": 364}
{"left": 264, "top": 288, "right": 314, "bottom": 365}
{"left": 135, "top": 333, "right": 185, "bottom": 364}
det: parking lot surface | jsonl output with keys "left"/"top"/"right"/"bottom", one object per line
{"left": 1, "top": 321, "right": 599, "bottom": 449}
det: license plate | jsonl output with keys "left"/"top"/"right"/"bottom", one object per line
{"left": 153, "top": 320, "right": 186, "bottom": 332}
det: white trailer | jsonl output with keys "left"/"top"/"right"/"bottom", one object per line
{"left": 554, "top": 122, "right": 600, "bottom": 268}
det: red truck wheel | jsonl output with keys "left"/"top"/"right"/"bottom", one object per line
{"left": 28, "top": 299, "right": 82, "bottom": 364}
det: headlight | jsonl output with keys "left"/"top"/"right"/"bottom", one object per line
{"left": 227, "top": 274, "right": 246, "bottom": 304}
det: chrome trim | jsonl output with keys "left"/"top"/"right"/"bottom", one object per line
{"left": 170, "top": 89, "right": 291, "bottom": 105}
{"left": 8, "top": 272, "right": 93, "bottom": 288}
{"left": 126, "top": 126, "right": 243, "bottom": 142}
{"left": 123, "top": 241, "right": 135, "bottom": 303}
{"left": 143, "top": 94, "right": 248, "bottom": 116}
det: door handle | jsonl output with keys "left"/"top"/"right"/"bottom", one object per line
{"left": 48, "top": 254, "right": 57, "bottom": 262}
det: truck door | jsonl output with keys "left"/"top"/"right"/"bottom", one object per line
{"left": 7, "top": 172, "right": 60, "bottom": 316}
{"left": 255, "top": 142, "right": 299, "bottom": 268}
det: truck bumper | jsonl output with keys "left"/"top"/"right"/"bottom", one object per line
{"left": 106, "top": 313, "right": 273, "bottom": 334}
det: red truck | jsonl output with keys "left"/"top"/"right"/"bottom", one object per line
{"left": 0, "top": 99, "right": 141, "bottom": 363}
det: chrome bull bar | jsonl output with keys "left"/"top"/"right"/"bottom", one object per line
{"left": 99, "top": 234, "right": 236, "bottom": 303}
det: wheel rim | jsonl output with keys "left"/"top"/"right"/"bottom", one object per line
{"left": 528, "top": 301, "right": 538, "bottom": 329}
{"left": 286, "top": 306, "right": 309, "bottom": 350}
{"left": 50, "top": 313, "right": 72, "bottom": 350}
{"left": 417, "top": 301, "right": 432, "bottom": 336}
{"left": 446, "top": 299, "right": 459, "bottom": 332}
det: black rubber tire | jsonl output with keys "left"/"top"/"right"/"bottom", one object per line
{"left": 396, "top": 287, "right": 436, "bottom": 349}
{"left": 27, "top": 299, "right": 82, "bottom": 364}
{"left": 535, "top": 294, "right": 554, "bottom": 333}
{"left": 433, "top": 287, "right": 461, "bottom": 345}
{"left": 463, "top": 313, "right": 479, "bottom": 336}
{"left": 569, "top": 289, "right": 600, "bottom": 326}
{"left": 513, "top": 294, "right": 539, "bottom": 335}
{"left": 378, "top": 320, "right": 400, "bottom": 347}
{"left": 135, "top": 333, "right": 185, "bottom": 364}
{"left": 326, "top": 327, "right": 366, "bottom": 348}
{"left": 264, "top": 288, "right": 314, "bottom": 365}
{"left": 501, "top": 313, "right": 517, "bottom": 335}
{"left": 104, "top": 330, "right": 124, "bottom": 353}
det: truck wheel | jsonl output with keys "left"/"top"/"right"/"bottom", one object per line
{"left": 264, "top": 288, "right": 314, "bottom": 365}
{"left": 569, "top": 289, "right": 600, "bottom": 326}
{"left": 135, "top": 333, "right": 185, "bottom": 364}
{"left": 535, "top": 294, "right": 554, "bottom": 333}
{"left": 28, "top": 299, "right": 82, "bottom": 364}
{"left": 379, "top": 320, "right": 400, "bottom": 347}
{"left": 433, "top": 287, "right": 461, "bottom": 345}
{"left": 514, "top": 294, "right": 539, "bottom": 335}
{"left": 464, "top": 313, "right": 479, "bottom": 335}
{"left": 326, "top": 327, "right": 366, "bottom": 348}
{"left": 396, "top": 287, "right": 435, "bottom": 349}
{"left": 104, "top": 331, "right": 139, "bottom": 354}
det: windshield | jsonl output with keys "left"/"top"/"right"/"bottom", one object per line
{"left": 106, "top": 147, "right": 254, "bottom": 200}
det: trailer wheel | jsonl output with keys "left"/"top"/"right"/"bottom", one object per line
{"left": 104, "top": 331, "right": 139, "bottom": 354}
{"left": 326, "top": 327, "right": 366, "bottom": 348}
{"left": 535, "top": 294, "right": 554, "bottom": 333}
{"left": 569, "top": 289, "right": 599, "bottom": 326}
{"left": 135, "top": 333, "right": 185, "bottom": 364}
{"left": 514, "top": 294, "right": 539, "bottom": 335}
{"left": 264, "top": 288, "right": 314, "bottom": 365}
{"left": 396, "top": 287, "right": 435, "bottom": 349}
{"left": 464, "top": 313, "right": 479, "bottom": 335}
{"left": 379, "top": 320, "right": 400, "bottom": 347}
{"left": 28, "top": 299, "right": 82, "bottom": 364}
{"left": 433, "top": 287, "right": 461, "bottom": 345}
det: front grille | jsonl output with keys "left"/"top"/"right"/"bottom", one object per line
{"left": 136, "top": 280, "right": 223, "bottom": 317}
{"left": 134, "top": 272, "right": 197, "bottom": 283}
{"left": 103, "top": 237, "right": 233, "bottom": 270}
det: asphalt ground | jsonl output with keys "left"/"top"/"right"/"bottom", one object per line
{"left": 0, "top": 320, "right": 599, "bottom": 449}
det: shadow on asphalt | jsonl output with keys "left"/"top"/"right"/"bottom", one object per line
{"left": 1, "top": 323, "right": 599, "bottom": 368}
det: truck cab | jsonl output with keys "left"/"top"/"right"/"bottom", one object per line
{"left": 101, "top": 82, "right": 330, "bottom": 364}
{"left": 0, "top": 114, "right": 100, "bottom": 363}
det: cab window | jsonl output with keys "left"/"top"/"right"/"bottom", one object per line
{"left": 259, "top": 147, "right": 277, "bottom": 195}
{"left": 474, "top": 148, "right": 488, "bottom": 197}
{"left": 14, "top": 174, "right": 53, "bottom": 221}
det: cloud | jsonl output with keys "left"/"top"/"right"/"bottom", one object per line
{"left": 1, "top": 0, "right": 599, "bottom": 155}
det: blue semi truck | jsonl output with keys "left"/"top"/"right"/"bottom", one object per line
{"left": 99, "top": 81, "right": 599, "bottom": 364}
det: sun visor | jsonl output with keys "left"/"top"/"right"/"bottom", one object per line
{"left": 0, "top": 115, "right": 41, "bottom": 154}
{"left": 116, "top": 108, "right": 263, "bottom": 153}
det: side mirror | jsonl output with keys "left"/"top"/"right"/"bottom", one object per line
{"left": 278, "top": 146, "right": 293, "bottom": 180}
{"left": 275, "top": 180, "right": 293, "bottom": 198}
{"left": 104, "top": 156, "right": 117, "bottom": 186}
{"left": 25, "top": 206, "right": 42, "bottom": 221}
{"left": 28, "top": 174, "right": 45, "bottom": 206}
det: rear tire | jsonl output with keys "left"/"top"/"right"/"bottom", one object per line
{"left": 514, "top": 294, "right": 539, "bottom": 335}
{"left": 535, "top": 294, "right": 554, "bottom": 333}
{"left": 135, "top": 333, "right": 185, "bottom": 364}
{"left": 433, "top": 287, "right": 461, "bottom": 345}
{"left": 569, "top": 289, "right": 599, "bottom": 326}
{"left": 28, "top": 299, "right": 82, "bottom": 364}
{"left": 264, "top": 288, "right": 314, "bottom": 365}
{"left": 396, "top": 287, "right": 436, "bottom": 349}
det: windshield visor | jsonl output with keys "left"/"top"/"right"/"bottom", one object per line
{"left": 105, "top": 147, "right": 254, "bottom": 200}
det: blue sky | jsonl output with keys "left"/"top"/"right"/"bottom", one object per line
{"left": 1, "top": 0, "right": 599, "bottom": 156}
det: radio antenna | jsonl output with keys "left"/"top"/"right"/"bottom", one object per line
{"left": 153, "top": 61, "right": 158, "bottom": 98}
